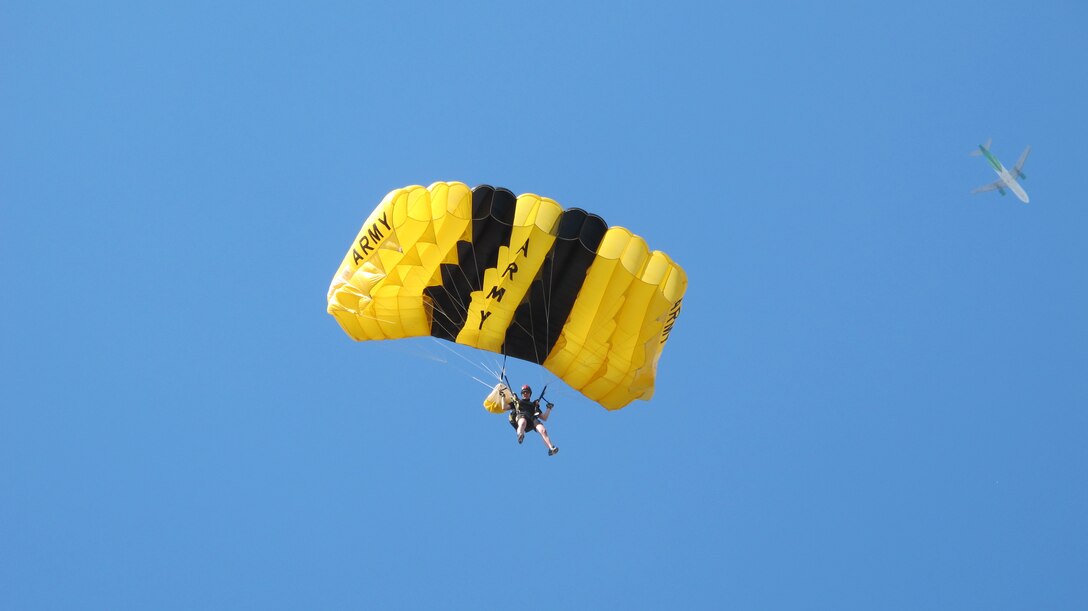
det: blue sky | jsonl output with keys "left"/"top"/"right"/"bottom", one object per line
{"left": 3, "top": 1, "right": 1086, "bottom": 609}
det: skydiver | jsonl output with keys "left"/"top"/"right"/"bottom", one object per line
{"left": 501, "top": 384, "right": 559, "bottom": 456}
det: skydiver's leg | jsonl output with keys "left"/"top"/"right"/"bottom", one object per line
{"left": 516, "top": 417, "right": 527, "bottom": 444}
{"left": 535, "top": 422, "right": 556, "bottom": 452}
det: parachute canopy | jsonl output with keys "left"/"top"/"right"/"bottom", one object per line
{"left": 327, "top": 182, "right": 686, "bottom": 410}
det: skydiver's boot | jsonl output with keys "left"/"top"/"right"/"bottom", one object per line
{"left": 548, "top": 446, "right": 559, "bottom": 456}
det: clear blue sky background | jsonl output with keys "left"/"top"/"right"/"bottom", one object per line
{"left": 3, "top": 1, "right": 1086, "bottom": 609}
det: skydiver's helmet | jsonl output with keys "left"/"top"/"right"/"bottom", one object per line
{"left": 521, "top": 385, "right": 532, "bottom": 397}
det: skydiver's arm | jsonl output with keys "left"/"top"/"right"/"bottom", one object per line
{"left": 538, "top": 402, "right": 553, "bottom": 421}
{"left": 498, "top": 388, "right": 513, "bottom": 412}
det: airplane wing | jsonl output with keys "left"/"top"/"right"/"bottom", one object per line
{"left": 972, "top": 180, "right": 1006, "bottom": 194}
{"left": 1012, "top": 145, "right": 1031, "bottom": 177}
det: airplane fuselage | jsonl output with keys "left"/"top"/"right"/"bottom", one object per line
{"left": 979, "top": 145, "right": 1030, "bottom": 203}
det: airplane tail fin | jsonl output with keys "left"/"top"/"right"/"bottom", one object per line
{"left": 970, "top": 138, "right": 993, "bottom": 156}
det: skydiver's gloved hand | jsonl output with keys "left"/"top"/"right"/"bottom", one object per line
{"left": 546, "top": 403, "right": 554, "bottom": 409}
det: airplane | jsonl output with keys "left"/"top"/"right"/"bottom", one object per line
{"left": 971, "top": 138, "right": 1031, "bottom": 203}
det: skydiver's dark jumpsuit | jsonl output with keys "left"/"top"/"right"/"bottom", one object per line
{"left": 509, "top": 397, "right": 541, "bottom": 431}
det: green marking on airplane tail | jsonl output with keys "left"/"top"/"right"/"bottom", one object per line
{"left": 981, "top": 146, "right": 1003, "bottom": 172}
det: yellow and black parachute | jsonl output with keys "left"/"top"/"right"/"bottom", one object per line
{"left": 327, "top": 182, "right": 686, "bottom": 410}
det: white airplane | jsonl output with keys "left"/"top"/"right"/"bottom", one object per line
{"left": 971, "top": 138, "right": 1031, "bottom": 203}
